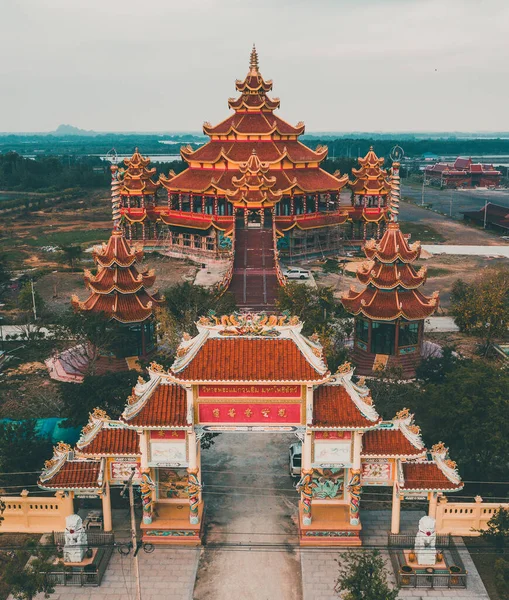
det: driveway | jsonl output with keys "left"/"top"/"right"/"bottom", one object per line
{"left": 193, "top": 433, "right": 302, "bottom": 600}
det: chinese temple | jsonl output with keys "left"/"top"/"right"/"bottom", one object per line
{"left": 117, "top": 47, "right": 391, "bottom": 262}
{"left": 342, "top": 161, "right": 439, "bottom": 377}
{"left": 424, "top": 157, "right": 501, "bottom": 189}
{"left": 71, "top": 229, "right": 163, "bottom": 358}
{"left": 38, "top": 313, "right": 461, "bottom": 546}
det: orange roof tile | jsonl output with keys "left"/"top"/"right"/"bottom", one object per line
{"left": 123, "top": 384, "right": 187, "bottom": 427}
{"left": 402, "top": 462, "right": 462, "bottom": 491}
{"left": 172, "top": 338, "right": 326, "bottom": 382}
{"left": 312, "top": 385, "right": 380, "bottom": 428}
{"left": 362, "top": 429, "right": 424, "bottom": 457}
{"left": 78, "top": 428, "right": 140, "bottom": 456}
{"left": 341, "top": 287, "right": 438, "bottom": 321}
{"left": 39, "top": 461, "right": 101, "bottom": 490}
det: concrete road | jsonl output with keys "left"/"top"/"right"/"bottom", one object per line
{"left": 193, "top": 433, "right": 302, "bottom": 600}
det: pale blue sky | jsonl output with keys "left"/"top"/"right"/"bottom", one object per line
{"left": 1, "top": 0, "right": 508, "bottom": 132}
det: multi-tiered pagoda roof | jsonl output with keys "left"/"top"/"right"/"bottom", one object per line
{"left": 159, "top": 46, "right": 348, "bottom": 203}
{"left": 72, "top": 230, "right": 162, "bottom": 323}
{"left": 350, "top": 147, "right": 392, "bottom": 197}
{"left": 341, "top": 222, "right": 438, "bottom": 321}
{"left": 119, "top": 149, "right": 160, "bottom": 197}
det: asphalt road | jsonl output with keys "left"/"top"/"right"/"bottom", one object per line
{"left": 193, "top": 433, "right": 302, "bottom": 600}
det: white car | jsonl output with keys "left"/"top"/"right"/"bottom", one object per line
{"left": 283, "top": 267, "right": 311, "bottom": 280}
{"left": 289, "top": 443, "right": 302, "bottom": 478}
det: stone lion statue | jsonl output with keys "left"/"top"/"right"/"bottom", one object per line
{"left": 63, "top": 514, "right": 88, "bottom": 563}
{"left": 414, "top": 515, "right": 436, "bottom": 566}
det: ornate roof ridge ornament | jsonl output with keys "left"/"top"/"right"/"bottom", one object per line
{"left": 40, "top": 442, "right": 72, "bottom": 483}
{"left": 76, "top": 408, "right": 109, "bottom": 449}
{"left": 393, "top": 407, "right": 424, "bottom": 449}
{"left": 431, "top": 441, "right": 462, "bottom": 484}
{"left": 328, "top": 363, "right": 380, "bottom": 422}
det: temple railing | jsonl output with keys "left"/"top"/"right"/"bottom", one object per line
{"left": 435, "top": 496, "right": 509, "bottom": 536}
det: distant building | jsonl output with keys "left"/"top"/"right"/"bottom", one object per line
{"left": 462, "top": 202, "right": 509, "bottom": 233}
{"left": 424, "top": 157, "right": 501, "bottom": 189}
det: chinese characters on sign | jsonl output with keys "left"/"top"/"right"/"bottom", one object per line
{"left": 361, "top": 459, "right": 392, "bottom": 486}
{"left": 198, "top": 403, "right": 301, "bottom": 424}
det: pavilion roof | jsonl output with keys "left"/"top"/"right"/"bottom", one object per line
{"left": 361, "top": 428, "right": 425, "bottom": 458}
{"left": 76, "top": 421, "right": 140, "bottom": 457}
{"left": 72, "top": 230, "right": 162, "bottom": 324}
{"left": 349, "top": 147, "right": 391, "bottom": 196}
{"left": 166, "top": 313, "right": 329, "bottom": 384}
{"left": 121, "top": 381, "right": 188, "bottom": 428}
{"left": 356, "top": 262, "right": 427, "bottom": 290}
{"left": 401, "top": 461, "right": 462, "bottom": 491}
{"left": 119, "top": 149, "right": 160, "bottom": 196}
{"left": 38, "top": 443, "right": 104, "bottom": 491}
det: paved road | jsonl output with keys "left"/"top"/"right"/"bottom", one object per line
{"left": 193, "top": 433, "right": 301, "bottom": 600}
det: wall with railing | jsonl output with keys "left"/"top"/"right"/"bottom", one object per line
{"left": 435, "top": 497, "right": 509, "bottom": 536}
{"left": 0, "top": 490, "right": 74, "bottom": 533}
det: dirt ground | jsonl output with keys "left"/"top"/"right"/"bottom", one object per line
{"left": 312, "top": 253, "right": 506, "bottom": 312}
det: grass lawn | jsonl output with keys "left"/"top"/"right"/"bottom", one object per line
{"left": 23, "top": 228, "right": 110, "bottom": 247}
{"left": 464, "top": 538, "right": 508, "bottom": 600}
{"left": 426, "top": 267, "right": 453, "bottom": 277}
{"left": 399, "top": 221, "right": 446, "bottom": 243}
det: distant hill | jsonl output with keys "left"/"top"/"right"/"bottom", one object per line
{"left": 52, "top": 124, "right": 97, "bottom": 136}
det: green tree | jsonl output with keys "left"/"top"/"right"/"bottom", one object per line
{"left": 450, "top": 268, "right": 509, "bottom": 353}
{"left": 0, "top": 421, "right": 53, "bottom": 491}
{"left": 59, "top": 244, "right": 83, "bottom": 268}
{"left": 334, "top": 550, "right": 399, "bottom": 600}
{"left": 59, "top": 370, "right": 139, "bottom": 427}
{"left": 3, "top": 540, "right": 56, "bottom": 600}
{"left": 157, "top": 282, "right": 237, "bottom": 359}
{"left": 494, "top": 558, "right": 509, "bottom": 599}
{"left": 478, "top": 507, "right": 509, "bottom": 552}
{"left": 409, "top": 360, "right": 509, "bottom": 481}
{"left": 18, "top": 283, "right": 45, "bottom": 317}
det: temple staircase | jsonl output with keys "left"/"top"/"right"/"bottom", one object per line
{"left": 227, "top": 227, "right": 279, "bottom": 311}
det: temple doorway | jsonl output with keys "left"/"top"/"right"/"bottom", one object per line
{"left": 193, "top": 432, "right": 302, "bottom": 600}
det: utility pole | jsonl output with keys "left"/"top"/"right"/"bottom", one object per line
{"left": 122, "top": 469, "right": 142, "bottom": 600}
{"left": 421, "top": 173, "right": 425, "bottom": 206}
{"left": 449, "top": 189, "right": 453, "bottom": 218}
{"left": 30, "top": 279, "right": 37, "bottom": 321}
{"left": 483, "top": 200, "right": 488, "bottom": 229}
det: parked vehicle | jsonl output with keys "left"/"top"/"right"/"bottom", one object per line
{"left": 289, "top": 443, "right": 302, "bottom": 478}
{"left": 283, "top": 267, "right": 311, "bottom": 280}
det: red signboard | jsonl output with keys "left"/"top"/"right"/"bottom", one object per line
{"left": 198, "top": 384, "right": 301, "bottom": 398}
{"left": 150, "top": 430, "right": 186, "bottom": 440}
{"left": 314, "top": 431, "right": 351, "bottom": 440}
{"left": 198, "top": 403, "right": 301, "bottom": 424}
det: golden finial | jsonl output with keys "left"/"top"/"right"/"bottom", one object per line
{"left": 249, "top": 44, "right": 259, "bottom": 73}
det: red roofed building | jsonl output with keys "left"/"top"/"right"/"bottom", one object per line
{"left": 117, "top": 47, "right": 391, "bottom": 265}
{"left": 424, "top": 157, "right": 501, "bottom": 189}
{"left": 342, "top": 161, "right": 439, "bottom": 377}
{"left": 71, "top": 229, "right": 163, "bottom": 358}
{"left": 38, "top": 314, "right": 462, "bottom": 547}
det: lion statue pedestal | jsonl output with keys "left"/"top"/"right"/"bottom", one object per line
{"left": 63, "top": 514, "right": 88, "bottom": 563}
{"left": 414, "top": 515, "right": 437, "bottom": 566}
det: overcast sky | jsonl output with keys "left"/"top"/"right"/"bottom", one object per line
{"left": 1, "top": 0, "right": 508, "bottom": 133}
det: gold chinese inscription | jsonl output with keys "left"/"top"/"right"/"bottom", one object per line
{"left": 228, "top": 408, "right": 236, "bottom": 418}
{"left": 261, "top": 408, "right": 270, "bottom": 418}
{"left": 244, "top": 408, "right": 253, "bottom": 418}
{"left": 278, "top": 408, "right": 287, "bottom": 418}
{"left": 212, "top": 408, "right": 220, "bottom": 418}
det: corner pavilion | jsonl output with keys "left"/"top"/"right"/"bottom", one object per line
{"left": 39, "top": 313, "right": 462, "bottom": 546}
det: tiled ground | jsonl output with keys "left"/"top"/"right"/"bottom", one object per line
{"left": 301, "top": 510, "right": 490, "bottom": 600}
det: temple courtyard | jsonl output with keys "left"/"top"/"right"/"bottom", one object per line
{"left": 18, "top": 433, "right": 489, "bottom": 600}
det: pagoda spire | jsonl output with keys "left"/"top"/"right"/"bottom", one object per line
{"left": 249, "top": 44, "right": 259, "bottom": 74}
{"left": 388, "top": 145, "right": 403, "bottom": 223}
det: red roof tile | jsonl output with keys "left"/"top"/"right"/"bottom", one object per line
{"left": 402, "top": 462, "right": 462, "bottom": 491}
{"left": 362, "top": 429, "right": 424, "bottom": 457}
{"left": 79, "top": 428, "right": 140, "bottom": 456}
{"left": 124, "top": 384, "right": 187, "bottom": 427}
{"left": 40, "top": 461, "right": 101, "bottom": 490}
{"left": 312, "top": 385, "right": 379, "bottom": 428}
{"left": 172, "top": 338, "right": 325, "bottom": 382}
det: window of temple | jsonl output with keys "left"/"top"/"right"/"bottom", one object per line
{"left": 398, "top": 321, "right": 419, "bottom": 347}
{"left": 370, "top": 322, "right": 395, "bottom": 355}
{"left": 355, "top": 318, "right": 369, "bottom": 344}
